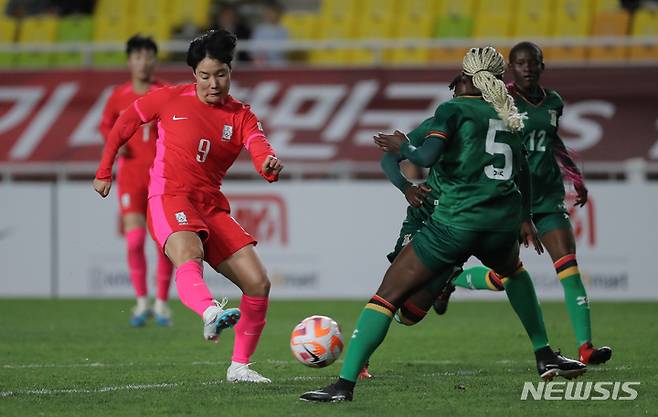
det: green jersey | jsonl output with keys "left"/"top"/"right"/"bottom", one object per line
{"left": 405, "top": 117, "right": 442, "bottom": 221}
{"left": 425, "top": 96, "right": 525, "bottom": 232}
{"left": 511, "top": 87, "right": 567, "bottom": 214}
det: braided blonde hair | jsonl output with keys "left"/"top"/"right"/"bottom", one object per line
{"left": 462, "top": 46, "right": 525, "bottom": 132}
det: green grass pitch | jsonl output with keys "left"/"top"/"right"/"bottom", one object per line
{"left": 1, "top": 299, "right": 656, "bottom": 416}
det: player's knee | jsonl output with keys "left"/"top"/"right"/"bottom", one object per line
{"left": 244, "top": 275, "right": 271, "bottom": 297}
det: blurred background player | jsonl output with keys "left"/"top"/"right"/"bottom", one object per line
{"left": 300, "top": 47, "right": 585, "bottom": 403}
{"left": 94, "top": 30, "right": 284, "bottom": 383}
{"left": 434, "top": 42, "right": 612, "bottom": 366}
{"left": 99, "top": 35, "right": 174, "bottom": 328}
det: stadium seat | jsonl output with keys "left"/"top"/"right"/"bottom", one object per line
{"left": 134, "top": 0, "right": 175, "bottom": 47}
{"left": 170, "top": 0, "right": 211, "bottom": 30}
{"left": 547, "top": 0, "right": 593, "bottom": 62}
{"left": 473, "top": 0, "right": 515, "bottom": 39}
{"left": 281, "top": 12, "right": 318, "bottom": 63}
{"left": 0, "top": 16, "right": 17, "bottom": 68}
{"left": 513, "top": 0, "right": 555, "bottom": 38}
{"left": 431, "top": 0, "right": 478, "bottom": 64}
{"left": 389, "top": 0, "right": 439, "bottom": 64}
{"left": 629, "top": 9, "right": 658, "bottom": 60}
{"left": 54, "top": 16, "right": 93, "bottom": 67}
{"left": 16, "top": 15, "right": 58, "bottom": 68}
{"left": 310, "top": 0, "right": 362, "bottom": 65}
{"left": 93, "top": 0, "right": 134, "bottom": 66}
{"left": 350, "top": 0, "right": 398, "bottom": 65}
{"left": 588, "top": 9, "right": 630, "bottom": 61}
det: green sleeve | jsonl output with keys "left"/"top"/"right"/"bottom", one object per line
{"left": 380, "top": 153, "right": 411, "bottom": 193}
{"left": 400, "top": 138, "right": 446, "bottom": 168}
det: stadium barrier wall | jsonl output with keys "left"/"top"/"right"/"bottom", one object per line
{"left": 1, "top": 181, "right": 657, "bottom": 300}
{"left": 1, "top": 68, "right": 657, "bottom": 175}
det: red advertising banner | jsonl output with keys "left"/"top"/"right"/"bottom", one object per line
{"left": 0, "top": 67, "right": 656, "bottom": 168}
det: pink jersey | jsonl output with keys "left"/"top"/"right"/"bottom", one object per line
{"left": 99, "top": 80, "right": 167, "bottom": 169}
{"left": 97, "top": 83, "right": 278, "bottom": 210}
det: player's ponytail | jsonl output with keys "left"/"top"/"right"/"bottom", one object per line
{"left": 462, "top": 47, "right": 526, "bottom": 132}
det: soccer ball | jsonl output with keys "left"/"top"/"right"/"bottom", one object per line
{"left": 290, "top": 315, "right": 344, "bottom": 368}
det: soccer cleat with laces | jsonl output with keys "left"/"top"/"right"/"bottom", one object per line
{"left": 535, "top": 347, "right": 587, "bottom": 381}
{"left": 579, "top": 342, "right": 612, "bottom": 365}
{"left": 202, "top": 298, "right": 241, "bottom": 341}
{"left": 226, "top": 362, "right": 271, "bottom": 383}
{"left": 300, "top": 383, "right": 353, "bottom": 402}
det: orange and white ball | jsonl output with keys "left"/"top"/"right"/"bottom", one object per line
{"left": 290, "top": 315, "right": 344, "bottom": 368}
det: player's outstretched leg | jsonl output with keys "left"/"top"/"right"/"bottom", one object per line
{"left": 166, "top": 231, "right": 241, "bottom": 341}
{"left": 154, "top": 249, "right": 174, "bottom": 326}
{"left": 300, "top": 243, "right": 439, "bottom": 402}
{"left": 433, "top": 266, "right": 503, "bottom": 315}
{"left": 216, "top": 245, "right": 272, "bottom": 383}
{"left": 125, "top": 226, "right": 150, "bottom": 327}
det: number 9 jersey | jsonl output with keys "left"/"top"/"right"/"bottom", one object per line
{"left": 424, "top": 96, "right": 526, "bottom": 232}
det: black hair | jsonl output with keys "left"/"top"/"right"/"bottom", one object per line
{"left": 126, "top": 35, "right": 158, "bottom": 55}
{"left": 509, "top": 41, "right": 543, "bottom": 63}
{"left": 187, "top": 29, "right": 237, "bottom": 70}
{"left": 448, "top": 73, "right": 462, "bottom": 91}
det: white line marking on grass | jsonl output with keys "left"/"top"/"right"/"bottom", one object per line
{"left": 0, "top": 383, "right": 177, "bottom": 397}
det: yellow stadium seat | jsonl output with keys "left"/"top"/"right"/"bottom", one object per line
{"left": 351, "top": 0, "right": 398, "bottom": 64}
{"left": 439, "top": 0, "right": 478, "bottom": 16}
{"left": 389, "top": 0, "right": 438, "bottom": 64}
{"left": 473, "top": 0, "right": 515, "bottom": 39}
{"left": 0, "top": 16, "right": 17, "bottom": 68}
{"left": 592, "top": 0, "right": 620, "bottom": 12}
{"left": 170, "top": 0, "right": 211, "bottom": 29}
{"left": 93, "top": 13, "right": 133, "bottom": 66}
{"left": 16, "top": 15, "right": 58, "bottom": 68}
{"left": 630, "top": 9, "right": 658, "bottom": 60}
{"left": 547, "top": 0, "right": 593, "bottom": 62}
{"left": 588, "top": 10, "right": 630, "bottom": 61}
{"left": 311, "top": 0, "right": 363, "bottom": 65}
{"left": 513, "top": 0, "right": 555, "bottom": 38}
{"left": 281, "top": 12, "right": 318, "bottom": 40}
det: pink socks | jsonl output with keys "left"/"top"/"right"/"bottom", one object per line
{"left": 125, "top": 227, "right": 147, "bottom": 297}
{"left": 175, "top": 260, "right": 213, "bottom": 317}
{"left": 232, "top": 295, "right": 269, "bottom": 364}
{"left": 156, "top": 250, "right": 173, "bottom": 301}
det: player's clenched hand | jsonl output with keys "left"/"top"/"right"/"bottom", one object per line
{"left": 373, "top": 130, "right": 407, "bottom": 154}
{"left": 262, "top": 155, "right": 283, "bottom": 177}
{"left": 93, "top": 178, "right": 112, "bottom": 198}
{"left": 404, "top": 184, "right": 431, "bottom": 208}
{"left": 574, "top": 182, "right": 588, "bottom": 207}
{"left": 519, "top": 221, "right": 544, "bottom": 255}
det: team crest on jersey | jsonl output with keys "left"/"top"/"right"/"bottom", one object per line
{"left": 175, "top": 211, "right": 188, "bottom": 225}
{"left": 222, "top": 125, "right": 233, "bottom": 141}
{"left": 548, "top": 110, "right": 558, "bottom": 127}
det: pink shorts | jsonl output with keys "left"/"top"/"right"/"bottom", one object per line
{"left": 147, "top": 194, "right": 256, "bottom": 267}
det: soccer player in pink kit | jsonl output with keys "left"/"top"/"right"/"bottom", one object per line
{"left": 99, "top": 35, "right": 174, "bottom": 328}
{"left": 93, "top": 30, "right": 283, "bottom": 383}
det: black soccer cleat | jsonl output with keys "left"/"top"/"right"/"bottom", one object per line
{"left": 579, "top": 342, "right": 613, "bottom": 365}
{"left": 432, "top": 282, "right": 455, "bottom": 315}
{"left": 432, "top": 267, "right": 462, "bottom": 316}
{"left": 536, "top": 348, "right": 587, "bottom": 381}
{"left": 299, "top": 383, "right": 353, "bottom": 402}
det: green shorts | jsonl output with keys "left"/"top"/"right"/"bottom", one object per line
{"left": 412, "top": 218, "right": 519, "bottom": 275}
{"left": 533, "top": 212, "right": 572, "bottom": 237}
{"left": 386, "top": 206, "right": 427, "bottom": 263}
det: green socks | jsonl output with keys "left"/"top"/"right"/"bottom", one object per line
{"left": 503, "top": 266, "right": 549, "bottom": 351}
{"left": 452, "top": 266, "right": 504, "bottom": 291}
{"left": 339, "top": 296, "right": 395, "bottom": 382}
{"left": 555, "top": 254, "right": 592, "bottom": 347}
